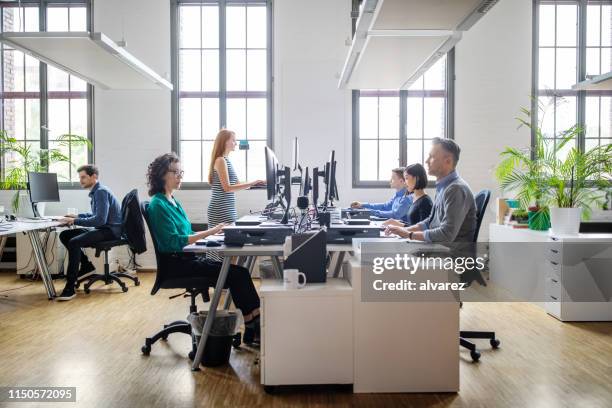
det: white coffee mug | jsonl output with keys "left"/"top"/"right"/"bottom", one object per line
{"left": 283, "top": 268, "right": 306, "bottom": 289}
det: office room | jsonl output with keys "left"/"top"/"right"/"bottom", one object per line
{"left": 0, "top": 0, "right": 611, "bottom": 406}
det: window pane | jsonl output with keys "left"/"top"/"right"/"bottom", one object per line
{"left": 48, "top": 99, "right": 70, "bottom": 139}
{"left": 231, "top": 150, "right": 247, "bottom": 181}
{"left": 408, "top": 76, "right": 424, "bottom": 91}
{"left": 4, "top": 50, "right": 25, "bottom": 92}
{"left": 70, "top": 98, "right": 87, "bottom": 138}
{"left": 601, "top": 47, "right": 611, "bottom": 74}
{"left": 202, "top": 6, "right": 219, "bottom": 49}
{"left": 586, "top": 47, "right": 601, "bottom": 77}
{"left": 378, "top": 97, "right": 399, "bottom": 139}
{"left": 423, "top": 98, "right": 445, "bottom": 139}
{"left": 13, "top": 100, "right": 25, "bottom": 139}
{"left": 25, "top": 99, "right": 40, "bottom": 140}
{"left": 202, "top": 50, "right": 219, "bottom": 92}
{"left": 423, "top": 57, "right": 445, "bottom": 90}
{"left": 539, "top": 5, "right": 556, "bottom": 47}
{"left": 407, "top": 97, "right": 423, "bottom": 139}
{"left": 47, "top": 7, "right": 68, "bottom": 32}
{"left": 555, "top": 48, "right": 576, "bottom": 89}
{"left": 539, "top": 48, "right": 555, "bottom": 90}
{"left": 585, "top": 96, "right": 600, "bottom": 139}
{"left": 359, "top": 140, "right": 378, "bottom": 180}
{"left": 247, "top": 49, "right": 266, "bottom": 91}
{"left": 227, "top": 98, "right": 246, "bottom": 139}
{"left": 555, "top": 97, "right": 577, "bottom": 136}
{"left": 202, "top": 98, "right": 220, "bottom": 140}
{"left": 587, "top": 5, "right": 601, "bottom": 47}
{"left": 202, "top": 141, "right": 214, "bottom": 181}
{"left": 248, "top": 140, "right": 267, "bottom": 181}
{"left": 69, "top": 7, "right": 87, "bottom": 31}
{"left": 70, "top": 76, "right": 87, "bottom": 92}
{"left": 379, "top": 140, "right": 399, "bottom": 180}
{"left": 179, "top": 50, "right": 201, "bottom": 91}
{"left": 48, "top": 66, "right": 69, "bottom": 92}
{"left": 539, "top": 96, "right": 555, "bottom": 138}
{"left": 602, "top": 6, "right": 612, "bottom": 47}
{"left": 180, "top": 6, "right": 201, "bottom": 49}
{"left": 48, "top": 141, "right": 70, "bottom": 181}
{"left": 246, "top": 98, "right": 267, "bottom": 140}
{"left": 227, "top": 50, "right": 246, "bottom": 91}
{"left": 226, "top": 6, "right": 246, "bottom": 49}
{"left": 601, "top": 97, "right": 611, "bottom": 140}
{"left": 181, "top": 141, "right": 202, "bottom": 182}
{"left": 25, "top": 7, "right": 40, "bottom": 31}
{"left": 25, "top": 55, "right": 39, "bottom": 92}
{"left": 247, "top": 6, "right": 267, "bottom": 49}
{"left": 556, "top": 5, "right": 577, "bottom": 47}
{"left": 180, "top": 98, "right": 201, "bottom": 140}
{"left": 407, "top": 139, "right": 423, "bottom": 165}
{"left": 359, "top": 97, "right": 378, "bottom": 139}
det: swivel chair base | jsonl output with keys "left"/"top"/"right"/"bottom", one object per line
{"left": 460, "top": 330, "right": 501, "bottom": 362}
{"left": 75, "top": 248, "right": 140, "bottom": 293}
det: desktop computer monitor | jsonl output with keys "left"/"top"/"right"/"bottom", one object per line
{"left": 292, "top": 137, "right": 299, "bottom": 171}
{"left": 302, "top": 167, "right": 312, "bottom": 196}
{"left": 265, "top": 146, "right": 279, "bottom": 201}
{"left": 27, "top": 172, "right": 60, "bottom": 218}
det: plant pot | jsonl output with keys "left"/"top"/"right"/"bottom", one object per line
{"left": 528, "top": 208, "right": 550, "bottom": 231}
{"left": 549, "top": 207, "right": 581, "bottom": 235}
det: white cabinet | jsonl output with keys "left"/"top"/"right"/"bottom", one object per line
{"left": 260, "top": 279, "right": 353, "bottom": 387}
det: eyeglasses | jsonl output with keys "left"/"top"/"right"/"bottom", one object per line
{"left": 169, "top": 169, "right": 185, "bottom": 178}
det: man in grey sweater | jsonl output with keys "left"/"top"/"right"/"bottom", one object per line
{"left": 385, "top": 138, "right": 477, "bottom": 243}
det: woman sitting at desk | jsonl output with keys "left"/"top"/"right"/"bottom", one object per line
{"left": 384, "top": 163, "right": 433, "bottom": 227}
{"left": 350, "top": 168, "right": 412, "bottom": 222}
{"left": 207, "top": 129, "right": 265, "bottom": 262}
{"left": 146, "top": 153, "right": 261, "bottom": 344}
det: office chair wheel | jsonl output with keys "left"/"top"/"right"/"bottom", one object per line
{"left": 263, "top": 385, "right": 276, "bottom": 394}
{"left": 470, "top": 350, "right": 481, "bottom": 362}
{"left": 141, "top": 345, "right": 151, "bottom": 355}
{"left": 490, "top": 338, "right": 500, "bottom": 349}
{"left": 84, "top": 288, "right": 91, "bottom": 294}
{"left": 135, "top": 279, "right": 140, "bottom": 286}
{"left": 232, "top": 332, "right": 242, "bottom": 348}
{"left": 121, "top": 285, "right": 128, "bottom": 293}
{"left": 188, "top": 350, "right": 196, "bottom": 361}
{"left": 75, "top": 282, "right": 80, "bottom": 289}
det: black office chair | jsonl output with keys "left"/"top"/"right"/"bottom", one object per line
{"left": 76, "top": 189, "right": 142, "bottom": 293}
{"left": 459, "top": 189, "right": 500, "bottom": 362}
{"left": 139, "top": 201, "right": 242, "bottom": 359}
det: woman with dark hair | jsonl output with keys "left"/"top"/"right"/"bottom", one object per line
{"left": 384, "top": 163, "right": 433, "bottom": 227}
{"left": 146, "top": 153, "right": 261, "bottom": 344}
{"left": 350, "top": 168, "right": 413, "bottom": 222}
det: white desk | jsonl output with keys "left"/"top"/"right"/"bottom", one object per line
{"left": 489, "top": 224, "right": 612, "bottom": 321}
{"left": 183, "top": 239, "right": 355, "bottom": 372}
{"left": 0, "top": 219, "right": 61, "bottom": 299}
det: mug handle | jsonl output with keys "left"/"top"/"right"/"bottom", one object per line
{"left": 298, "top": 272, "right": 307, "bottom": 288}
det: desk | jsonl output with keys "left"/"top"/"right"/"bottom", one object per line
{"left": 183, "top": 240, "right": 355, "bottom": 372}
{"left": 0, "top": 220, "right": 61, "bottom": 299}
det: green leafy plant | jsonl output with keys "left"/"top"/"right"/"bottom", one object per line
{"left": 496, "top": 99, "right": 612, "bottom": 220}
{"left": 0, "top": 130, "right": 91, "bottom": 212}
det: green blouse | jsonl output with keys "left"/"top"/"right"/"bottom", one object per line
{"left": 147, "top": 193, "right": 193, "bottom": 253}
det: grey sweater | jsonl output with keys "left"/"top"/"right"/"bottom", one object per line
{"left": 417, "top": 172, "right": 477, "bottom": 243}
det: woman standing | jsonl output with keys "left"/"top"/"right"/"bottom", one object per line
{"left": 207, "top": 129, "right": 264, "bottom": 261}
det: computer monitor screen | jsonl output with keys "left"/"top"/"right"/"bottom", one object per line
{"left": 292, "top": 137, "right": 299, "bottom": 171}
{"left": 303, "top": 167, "right": 311, "bottom": 196}
{"left": 329, "top": 151, "right": 338, "bottom": 201}
{"left": 28, "top": 172, "right": 60, "bottom": 203}
{"left": 265, "top": 146, "right": 279, "bottom": 201}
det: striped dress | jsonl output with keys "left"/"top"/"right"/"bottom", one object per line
{"left": 207, "top": 156, "right": 239, "bottom": 262}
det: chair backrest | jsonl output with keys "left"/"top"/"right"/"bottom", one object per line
{"left": 120, "top": 189, "right": 147, "bottom": 254}
{"left": 141, "top": 200, "right": 166, "bottom": 295}
{"left": 473, "top": 189, "right": 491, "bottom": 243}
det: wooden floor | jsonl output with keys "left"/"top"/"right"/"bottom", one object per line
{"left": 1, "top": 272, "right": 611, "bottom": 408}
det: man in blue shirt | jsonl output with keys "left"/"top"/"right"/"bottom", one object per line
{"left": 56, "top": 165, "right": 122, "bottom": 301}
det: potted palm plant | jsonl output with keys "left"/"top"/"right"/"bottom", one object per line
{"left": 496, "top": 102, "right": 612, "bottom": 235}
{"left": 0, "top": 130, "right": 91, "bottom": 213}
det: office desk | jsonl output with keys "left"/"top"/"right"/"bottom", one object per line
{"left": 0, "top": 220, "right": 61, "bottom": 299}
{"left": 183, "top": 240, "right": 355, "bottom": 371}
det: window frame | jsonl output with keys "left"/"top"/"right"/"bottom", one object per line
{"left": 532, "top": 0, "right": 612, "bottom": 154}
{"left": 352, "top": 48, "right": 455, "bottom": 188}
{"left": 170, "top": 0, "right": 273, "bottom": 189}
{"left": 0, "top": 0, "right": 94, "bottom": 189}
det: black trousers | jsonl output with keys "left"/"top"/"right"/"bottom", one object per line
{"left": 59, "top": 228, "right": 116, "bottom": 286}
{"left": 164, "top": 254, "right": 260, "bottom": 316}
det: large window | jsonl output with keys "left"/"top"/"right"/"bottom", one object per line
{"left": 172, "top": 0, "right": 271, "bottom": 185}
{"left": 353, "top": 53, "right": 453, "bottom": 186}
{"left": 534, "top": 0, "right": 611, "bottom": 156}
{"left": 0, "top": 0, "right": 93, "bottom": 184}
